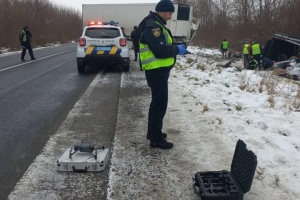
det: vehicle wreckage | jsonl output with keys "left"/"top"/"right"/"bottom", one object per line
{"left": 264, "top": 33, "right": 300, "bottom": 80}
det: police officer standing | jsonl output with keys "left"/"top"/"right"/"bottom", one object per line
{"left": 221, "top": 39, "right": 229, "bottom": 58}
{"left": 243, "top": 41, "right": 251, "bottom": 68}
{"left": 19, "top": 26, "right": 36, "bottom": 61}
{"left": 138, "top": 0, "right": 188, "bottom": 149}
{"left": 121, "top": 27, "right": 129, "bottom": 40}
{"left": 250, "top": 42, "right": 263, "bottom": 70}
{"left": 130, "top": 26, "right": 139, "bottom": 61}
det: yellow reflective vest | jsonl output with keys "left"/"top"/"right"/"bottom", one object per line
{"left": 243, "top": 44, "right": 250, "bottom": 54}
{"left": 21, "top": 30, "right": 27, "bottom": 42}
{"left": 139, "top": 22, "right": 175, "bottom": 71}
{"left": 252, "top": 44, "right": 261, "bottom": 55}
{"left": 222, "top": 41, "right": 229, "bottom": 49}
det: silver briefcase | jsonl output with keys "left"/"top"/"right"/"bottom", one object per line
{"left": 57, "top": 143, "right": 110, "bottom": 172}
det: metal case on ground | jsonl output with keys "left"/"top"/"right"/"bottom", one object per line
{"left": 193, "top": 140, "right": 257, "bottom": 200}
{"left": 57, "top": 147, "right": 110, "bottom": 172}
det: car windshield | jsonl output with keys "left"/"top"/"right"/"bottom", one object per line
{"left": 85, "top": 27, "right": 120, "bottom": 38}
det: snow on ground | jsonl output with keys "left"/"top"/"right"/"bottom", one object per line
{"left": 5, "top": 44, "right": 300, "bottom": 199}
{"left": 108, "top": 47, "right": 300, "bottom": 200}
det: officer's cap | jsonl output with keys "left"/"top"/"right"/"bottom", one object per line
{"left": 155, "top": 0, "right": 175, "bottom": 12}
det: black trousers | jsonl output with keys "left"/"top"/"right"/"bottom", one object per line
{"left": 133, "top": 42, "right": 139, "bottom": 60}
{"left": 221, "top": 48, "right": 227, "bottom": 57}
{"left": 253, "top": 54, "right": 261, "bottom": 70}
{"left": 145, "top": 67, "right": 171, "bottom": 141}
{"left": 21, "top": 43, "right": 34, "bottom": 59}
{"left": 243, "top": 54, "right": 249, "bottom": 68}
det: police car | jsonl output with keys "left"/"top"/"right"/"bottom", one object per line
{"left": 76, "top": 21, "right": 130, "bottom": 73}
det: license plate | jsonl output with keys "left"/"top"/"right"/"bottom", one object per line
{"left": 96, "top": 47, "right": 111, "bottom": 51}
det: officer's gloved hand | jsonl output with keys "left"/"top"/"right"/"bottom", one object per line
{"left": 177, "top": 44, "right": 188, "bottom": 55}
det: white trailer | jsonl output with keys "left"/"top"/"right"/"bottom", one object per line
{"left": 82, "top": 3, "right": 199, "bottom": 45}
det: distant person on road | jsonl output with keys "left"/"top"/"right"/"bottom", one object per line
{"left": 138, "top": 0, "right": 188, "bottom": 149}
{"left": 221, "top": 39, "right": 229, "bottom": 58}
{"left": 130, "top": 26, "right": 139, "bottom": 61}
{"left": 19, "top": 26, "right": 36, "bottom": 61}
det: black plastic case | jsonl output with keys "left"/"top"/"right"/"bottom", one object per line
{"left": 193, "top": 140, "right": 257, "bottom": 200}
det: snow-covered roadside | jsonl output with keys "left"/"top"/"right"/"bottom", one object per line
{"left": 108, "top": 47, "right": 300, "bottom": 200}
{"left": 0, "top": 42, "right": 76, "bottom": 57}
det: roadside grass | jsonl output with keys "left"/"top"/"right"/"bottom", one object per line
{"left": 175, "top": 55, "right": 300, "bottom": 112}
{"left": 239, "top": 70, "right": 300, "bottom": 111}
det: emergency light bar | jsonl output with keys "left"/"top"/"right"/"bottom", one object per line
{"left": 88, "top": 21, "right": 103, "bottom": 26}
{"left": 103, "top": 21, "right": 119, "bottom": 26}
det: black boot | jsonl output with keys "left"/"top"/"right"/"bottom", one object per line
{"left": 150, "top": 139, "right": 173, "bottom": 149}
{"left": 147, "top": 133, "right": 167, "bottom": 140}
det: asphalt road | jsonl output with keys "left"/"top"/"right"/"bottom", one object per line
{"left": 0, "top": 44, "right": 123, "bottom": 199}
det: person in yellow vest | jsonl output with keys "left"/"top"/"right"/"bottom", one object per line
{"left": 248, "top": 58, "right": 258, "bottom": 70}
{"left": 250, "top": 41, "right": 263, "bottom": 70}
{"left": 19, "top": 26, "right": 36, "bottom": 61}
{"left": 220, "top": 39, "right": 229, "bottom": 58}
{"left": 138, "top": 0, "right": 188, "bottom": 149}
{"left": 243, "top": 41, "right": 251, "bottom": 68}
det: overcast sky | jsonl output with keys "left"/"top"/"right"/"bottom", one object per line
{"left": 50, "top": 0, "right": 160, "bottom": 12}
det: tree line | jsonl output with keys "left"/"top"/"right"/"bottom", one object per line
{"left": 182, "top": 0, "right": 300, "bottom": 51}
{"left": 0, "top": 0, "right": 299, "bottom": 53}
{"left": 0, "top": 0, "right": 82, "bottom": 52}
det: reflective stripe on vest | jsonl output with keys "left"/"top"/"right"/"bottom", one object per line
{"left": 21, "top": 30, "right": 27, "bottom": 42}
{"left": 249, "top": 59, "right": 258, "bottom": 66}
{"left": 248, "top": 59, "right": 258, "bottom": 69}
{"left": 222, "top": 41, "right": 228, "bottom": 49}
{"left": 252, "top": 44, "right": 261, "bottom": 55}
{"left": 139, "top": 22, "right": 175, "bottom": 70}
{"left": 243, "top": 44, "right": 249, "bottom": 54}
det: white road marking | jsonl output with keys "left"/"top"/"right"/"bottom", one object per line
{"left": 0, "top": 49, "right": 74, "bottom": 72}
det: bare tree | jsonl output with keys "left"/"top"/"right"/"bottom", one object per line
{"left": 189, "top": 0, "right": 299, "bottom": 51}
{"left": 1, "top": 0, "right": 299, "bottom": 53}
{"left": 0, "top": 0, "right": 81, "bottom": 51}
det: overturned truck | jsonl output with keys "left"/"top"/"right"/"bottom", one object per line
{"left": 263, "top": 33, "right": 300, "bottom": 61}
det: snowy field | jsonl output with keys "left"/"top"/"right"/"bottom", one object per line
{"left": 108, "top": 47, "right": 300, "bottom": 200}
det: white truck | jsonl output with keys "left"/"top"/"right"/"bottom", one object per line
{"left": 82, "top": 3, "right": 199, "bottom": 45}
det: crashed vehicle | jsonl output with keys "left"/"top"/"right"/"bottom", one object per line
{"left": 263, "top": 33, "right": 300, "bottom": 62}
{"left": 264, "top": 34, "right": 300, "bottom": 79}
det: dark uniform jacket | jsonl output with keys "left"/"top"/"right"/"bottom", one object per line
{"left": 130, "top": 30, "right": 139, "bottom": 43}
{"left": 19, "top": 29, "right": 32, "bottom": 45}
{"left": 139, "top": 11, "right": 178, "bottom": 63}
{"left": 130, "top": 29, "right": 139, "bottom": 52}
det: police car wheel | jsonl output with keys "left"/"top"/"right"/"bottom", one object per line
{"left": 77, "top": 65, "right": 86, "bottom": 74}
{"left": 122, "top": 65, "right": 129, "bottom": 72}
